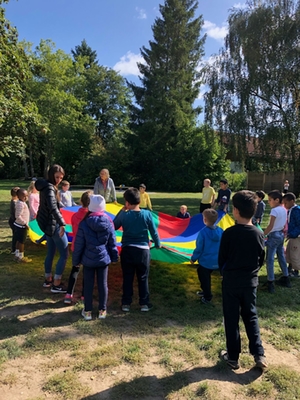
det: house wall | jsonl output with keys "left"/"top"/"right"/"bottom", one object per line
{"left": 247, "top": 172, "right": 294, "bottom": 193}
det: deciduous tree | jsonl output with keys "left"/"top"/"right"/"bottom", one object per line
{"left": 205, "top": 0, "right": 300, "bottom": 193}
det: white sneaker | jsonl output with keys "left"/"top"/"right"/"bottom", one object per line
{"left": 98, "top": 310, "right": 107, "bottom": 319}
{"left": 81, "top": 309, "right": 92, "bottom": 321}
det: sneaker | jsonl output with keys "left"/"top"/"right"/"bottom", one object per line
{"left": 276, "top": 276, "right": 291, "bottom": 288}
{"left": 201, "top": 297, "right": 211, "bottom": 305}
{"left": 220, "top": 350, "right": 240, "bottom": 370}
{"left": 11, "top": 251, "right": 16, "bottom": 255}
{"left": 196, "top": 291, "right": 204, "bottom": 297}
{"left": 43, "top": 279, "right": 52, "bottom": 288}
{"left": 64, "top": 294, "right": 73, "bottom": 304}
{"left": 293, "top": 270, "right": 300, "bottom": 277}
{"left": 17, "top": 256, "right": 32, "bottom": 263}
{"left": 140, "top": 303, "right": 153, "bottom": 312}
{"left": 81, "top": 309, "right": 92, "bottom": 321}
{"left": 51, "top": 284, "right": 67, "bottom": 294}
{"left": 267, "top": 281, "right": 275, "bottom": 293}
{"left": 98, "top": 310, "right": 107, "bottom": 319}
{"left": 122, "top": 304, "right": 130, "bottom": 312}
{"left": 254, "top": 355, "right": 268, "bottom": 369}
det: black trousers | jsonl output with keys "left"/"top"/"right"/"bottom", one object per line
{"left": 197, "top": 265, "right": 213, "bottom": 301}
{"left": 120, "top": 246, "right": 150, "bottom": 306}
{"left": 199, "top": 203, "right": 212, "bottom": 213}
{"left": 222, "top": 284, "right": 264, "bottom": 361}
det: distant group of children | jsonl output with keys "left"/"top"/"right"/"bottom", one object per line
{"left": 8, "top": 171, "right": 299, "bottom": 372}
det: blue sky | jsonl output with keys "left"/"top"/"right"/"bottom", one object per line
{"left": 4, "top": 0, "right": 246, "bottom": 113}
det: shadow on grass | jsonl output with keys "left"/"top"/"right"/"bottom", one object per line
{"left": 81, "top": 365, "right": 263, "bottom": 400}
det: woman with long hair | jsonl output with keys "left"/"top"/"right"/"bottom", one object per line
{"left": 35, "top": 164, "right": 69, "bottom": 292}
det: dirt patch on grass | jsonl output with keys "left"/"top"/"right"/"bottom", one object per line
{"left": 0, "top": 319, "right": 300, "bottom": 400}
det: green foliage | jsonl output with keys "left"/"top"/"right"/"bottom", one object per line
{"left": 205, "top": 0, "right": 300, "bottom": 194}
{"left": 128, "top": 0, "right": 220, "bottom": 190}
{"left": 224, "top": 171, "right": 247, "bottom": 192}
{"left": 0, "top": 3, "right": 41, "bottom": 162}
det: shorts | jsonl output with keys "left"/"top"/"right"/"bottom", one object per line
{"left": 286, "top": 237, "right": 300, "bottom": 270}
{"left": 14, "top": 225, "right": 27, "bottom": 244}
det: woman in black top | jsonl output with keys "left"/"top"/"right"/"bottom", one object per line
{"left": 35, "top": 164, "right": 69, "bottom": 293}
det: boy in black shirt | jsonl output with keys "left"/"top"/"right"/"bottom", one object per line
{"left": 218, "top": 190, "right": 267, "bottom": 370}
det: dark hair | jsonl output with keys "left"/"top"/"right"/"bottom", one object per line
{"left": 124, "top": 187, "right": 140, "bottom": 205}
{"left": 255, "top": 190, "right": 265, "bottom": 200}
{"left": 81, "top": 190, "right": 92, "bottom": 207}
{"left": 11, "top": 186, "right": 20, "bottom": 197}
{"left": 17, "top": 188, "right": 27, "bottom": 200}
{"left": 232, "top": 190, "right": 257, "bottom": 219}
{"left": 268, "top": 190, "right": 282, "bottom": 203}
{"left": 47, "top": 164, "right": 65, "bottom": 185}
{"left": 220, "top": 179, "right": 228, "bottom": 185}
{"left": 283, "top": 192, "right": 296, "bottom": 202}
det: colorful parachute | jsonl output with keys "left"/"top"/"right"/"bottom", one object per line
{"left": 28, "top": 204, "right": 235, "bottom": 264}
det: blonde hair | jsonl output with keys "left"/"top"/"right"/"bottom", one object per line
{"left": 27, "top": 181, "right": 36, "bottom": 194}
{"left": 180, "top": 205, "right": 188, "bottom": 211}
{"left": 203, "top": 208, "right": 218, "bottom": 225}
{"left": 204, "top": 178, "right": 211, "bottom": 184}
{"left": 61, "top": 180, "right": 70, "bottom": 187}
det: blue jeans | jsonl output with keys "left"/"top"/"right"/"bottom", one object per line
{"left": 83, "top": 266, "right": 108, "bottom": 311}
{"left": 266, "top": 231, "right": 288, "bottom": 281}
{"left": 45, "top": 225, "right": 69, "bottom": 280}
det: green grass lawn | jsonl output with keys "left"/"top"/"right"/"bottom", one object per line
{"left": 0, "top": 180, "right": 300, "bottom": 400}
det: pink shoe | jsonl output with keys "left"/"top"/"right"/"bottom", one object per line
{"left": 64, "top": 294, "right": 73, "bottom": 304}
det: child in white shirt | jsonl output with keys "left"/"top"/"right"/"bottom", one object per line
{"left": 264, "top": 190, "right": 290, "bottom": 293}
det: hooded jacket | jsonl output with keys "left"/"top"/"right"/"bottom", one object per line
{"left": 35, "top": 179, "right": 65, "bottom": 236}
{"left": 191, "top": 225, "right": 223, "bottom": 269}
{"left": 72, "top": 212, "right": 118, "bottom": 268}
{"left": 71, "top": 207, "right": 89, "bottom": 252}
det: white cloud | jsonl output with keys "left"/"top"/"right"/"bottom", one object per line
{"left": 233, "top": 2, "right": 247, "bottom": 9}
{"left": 136, "top": 7, "right": 147, "bottom": 19}
{"left": 113, "top": 51, "right": 144, "bottom": 76}
{"left": 203, "top": 20, "right": 228, "bottom": 41}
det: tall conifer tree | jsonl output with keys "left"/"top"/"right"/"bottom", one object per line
{"left": 128, "top": 0, "right": 206, "bottom": 189}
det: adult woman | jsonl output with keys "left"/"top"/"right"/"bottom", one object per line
{"left": 93, "top": 168, "right": 117, "bottom": 203}
{"left": 35, "top": 164, "right": 69, "bottom": 293}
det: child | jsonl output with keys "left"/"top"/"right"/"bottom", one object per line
{"left": 114, "top": 187, "right": 161, "bottom": 312}
{"left": 283, "top": 192, "right": 300, "bottom": 277}
{"left": 190, "top": 209, "right": 223, "bottom": 304}
{"left": 28, "top": 180, "right": 40, "bottom": 220}
{"left": 177, "top": 205, "right": 190, "bottom": 219}
{"left": 283, "top": 180, "right": 289, "bottom": 194}
{"left": 200, "top": 178, "right": 215, "bottom": 213}
{"left": 8, "top": 186, "right": 20, "bottom": 254}
{"left": 214, "top": 179, "right": 231, "bottom": 213}
{"left": 139, "top": 184, "right": 152, "bottom": 210}
{"left": 64, "top": 190, "right": 92, "bottom": 304}
{"left": 263, "top": 190, "right": 290, "bottom": 293}
{"left": 218, "top": 190, "right": 267, "bottom": 370}
{"left": 252, "top": 190, "right": 266, "bottom": 226}
{"left": 59, "top": 180, "right": 77, "bottom": 207}
{"left": 14, "top": 188, "right": 32, "bottom": 263}
{"left": 72, "top": 195, "right": 118, "bottom": 320}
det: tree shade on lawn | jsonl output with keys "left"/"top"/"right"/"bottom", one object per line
{"left": 28, "top": 203, "right": 234, "bottom": 264}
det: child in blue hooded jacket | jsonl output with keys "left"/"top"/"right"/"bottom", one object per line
{"left": 190, "top": 208, "right": 223, "bottom": 304}
{"left": 72, "top": 195, "right": 118, "bottom": 320}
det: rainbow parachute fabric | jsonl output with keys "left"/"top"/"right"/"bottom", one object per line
{"left": 28, "top": 204, "right": 235, "bottom": 264}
